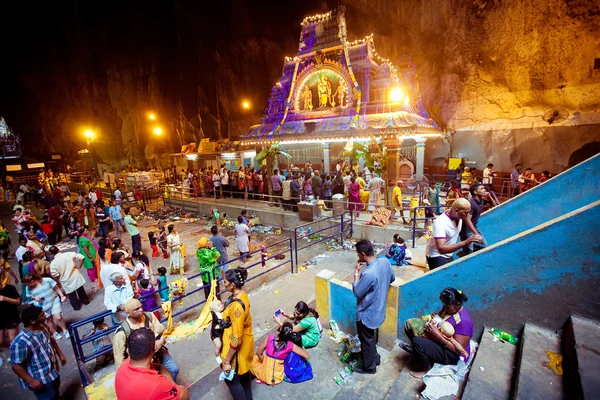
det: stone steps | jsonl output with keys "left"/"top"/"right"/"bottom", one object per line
{"left": 462, "top": 326, "right": 519, "bottom": 400}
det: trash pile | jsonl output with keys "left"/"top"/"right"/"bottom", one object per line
{"left": 140, "top": 207, "right": 205, "bottom": 224}
{"left": 251, "top": 225, "right": 283, "bottom": 235}
{"left": 329, "top": 321, "right": 362, "bottom": 387}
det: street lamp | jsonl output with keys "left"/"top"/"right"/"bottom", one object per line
{"left": 153, "top": 126, "right": 163, "bottom": 136}
{"left": 148, "top": 113, "right": 156, "bottom": 120}
{"left": 83, "top": 129, "right": 95, "bottom": 139}
{"left": 242, "top": 100, "right": 251, "bottom": 110}
{"left": 389, "top": 87, "right": 403, "bottom": 103}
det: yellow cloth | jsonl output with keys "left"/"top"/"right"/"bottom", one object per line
{"left": 356, "top": 177, "right": 366, "bottom": 191}
{"left": 0, "top": 260, "right": 12, "bottom": 287}
{"left": 181, "top": 243, "right": 186, "bottom": 259}
{"left": 392, "top": 186, "right": 402, "bottom": 207}
{"left": 162, "top": 280, "right": 216, "bottom": 339}
{"left": 197, "top": 236, "right": 208, "bottom": 249}
{"left": 220, "top": 291, "right": 255, "bottom": 375}
{"left": 360, "top": 190, "right": 370, "bottom": 204}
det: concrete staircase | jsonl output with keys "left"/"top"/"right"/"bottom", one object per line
{"left": 190, "top": 314, "right": 599, "bottom": 399}
{"left": 369, "top": 314, "right": 599, "bottom": 399}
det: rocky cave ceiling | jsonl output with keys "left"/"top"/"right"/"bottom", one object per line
{"left": 0, "top": 0, "right": 598, "bottom": 165}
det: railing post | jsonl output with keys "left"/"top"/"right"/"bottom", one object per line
{"left": 294, "top": 227, "right": 298, "bottom": 268}
{"left": 412, "top": 207, "right": 417, "bottom": 248}
{"left": 340, "top": 212, "right": 344, "bottom": 244}
{"left": 289, "top": 238, "right": 294, "bottom": 274}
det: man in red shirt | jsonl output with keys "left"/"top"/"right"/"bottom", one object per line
{"left": 115, "top": 328, "right": 189, "bottom": 400}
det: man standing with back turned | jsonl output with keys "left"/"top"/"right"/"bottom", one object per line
{"left": 352, "top": 239, "right": 395, "bottom": 374}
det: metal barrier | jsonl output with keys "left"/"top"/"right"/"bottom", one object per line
{"left": 68, "top": 237, "right": 293, "bottom": 387}
{"left": 410, "top": 205, "right": 451, "bottom": 248}
{"left": 293, "top": 210, "right": 353, "bottom": 267}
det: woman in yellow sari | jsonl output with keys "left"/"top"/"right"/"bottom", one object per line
{"left": 220, "top": 267, "right": 254, "bottom": 400}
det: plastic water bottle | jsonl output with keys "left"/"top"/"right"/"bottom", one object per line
{"left": 490, "top": 328, "right": 519, "bottom": 345}
{"left": 456, "top": 356, "right": 467, "bottom": 381}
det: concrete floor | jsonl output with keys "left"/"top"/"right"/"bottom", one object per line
{"left": 0, "top": 197, "right": 427, "bottom": 400}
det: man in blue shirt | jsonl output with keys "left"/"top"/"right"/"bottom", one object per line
{"left": 352, "top": 239, "right": 395, "bottom": 374}
{"left": 10, "top": 305, "right": 67, "bottom": 399}
{"left": 109, "top": 199, "right": 126, "bottom": 236}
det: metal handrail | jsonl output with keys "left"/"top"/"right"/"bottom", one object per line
{"left": 410, "top": 205, "right": 451, "bottom": 248}
{"left": 293, "top": 210, "right": 353, "bottom": 266}
{"left": 68, "top": 237, "right": 293, "bottom": 387}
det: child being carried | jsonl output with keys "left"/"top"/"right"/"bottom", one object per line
{"left": 209, "top": 300, "right": 232, "bottom": 364}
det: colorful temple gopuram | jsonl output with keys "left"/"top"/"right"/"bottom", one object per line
{"left": 242, "top": 7, "right": 440, "bottom": 181}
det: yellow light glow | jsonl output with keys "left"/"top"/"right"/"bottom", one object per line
{"left": 389, "top": 88, "right": 403, "bottom": 103}
{"left": 83, "top": 129, "right": 95, "bottom": 139}
{"left": 153, "top": 127, "right": 163, "bottom": 135}
{"left": 404, "top": 95, "right": 410, "bottom": 106}
{"left": 242, "top": 101, "right": 251, "bottom": 110}
{"left": 148, "top": 113, "right": 156, "bottom": 120}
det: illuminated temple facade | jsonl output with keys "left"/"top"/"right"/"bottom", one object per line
{"left": 242, "top": 7, "right": 440, "bottom": 179}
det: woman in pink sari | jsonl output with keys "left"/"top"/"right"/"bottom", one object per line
{"left": 348, "top": 176, "right": 363, "bottom": 217}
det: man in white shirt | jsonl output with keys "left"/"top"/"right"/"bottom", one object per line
{"left": 212, "top": 170, "right": 221, "bottom": 198}
{"left": 88, "top": 189, "right": 98, "bottom": 205}
{"left": 425, "top": 198, "right": 482, "bottom": 270}
{"left": 220, "top": 164, "right": 230, "bottom": 198}
{"left": 104, "top": 272, "right": 134, "bottom": 322}
{"left": 15, "top": 238, "right": 28, "bottom": 264}
{"left": 482, "top": 163, "right": 500, "bottom": 205}
{"left": 49, "top": 247, "right": 90, "bottom": 310}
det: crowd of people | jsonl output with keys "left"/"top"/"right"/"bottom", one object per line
{"left": 172, "top": 160, "right": 389, "bottom": 218}
{"left": 0, "top": 160, "right": 547, "bottom": 399}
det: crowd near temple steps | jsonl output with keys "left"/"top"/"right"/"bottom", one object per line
{"left": 0, "top": 3, "right": 599, "bottom": 400}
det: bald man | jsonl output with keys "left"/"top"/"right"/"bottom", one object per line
{"left": 112, "top": 299, "right": 180, "bottom": 381}
{"left": 425, "top": 198, "right": 483, "bottom": 270}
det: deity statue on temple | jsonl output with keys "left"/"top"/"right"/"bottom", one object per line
{"left": 333, "top": 83, "right": 346, "bottom": 107}
{"left": 317, "top": 75, "right": 332, "bottom": 108}
{"left": 303, "top": 85, "right": 313, "bottom": 111}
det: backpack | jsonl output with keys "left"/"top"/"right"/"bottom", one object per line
{"left": 117, "top": 312, "right": 154, "bottom": 360}
{"left": 284, "top": 352, "right": 313, "bottom": 383}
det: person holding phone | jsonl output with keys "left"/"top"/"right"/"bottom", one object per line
{"left": 352, "top": 239, "right": 395, "bottom": 374}
{"left": 273, "top": 301, "right": 322, "bottom": 349}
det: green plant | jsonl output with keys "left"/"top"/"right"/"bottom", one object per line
{"left": 255, "top": 142, "right": 292, "bottom": 172}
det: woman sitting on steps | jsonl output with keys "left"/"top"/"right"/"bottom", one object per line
{"left": 403, "top": 287, "right": 474, "bottom": 379}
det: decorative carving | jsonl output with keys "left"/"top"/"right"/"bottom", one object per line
{"left": 302, "top": 85, "right": 313, "bottom": 110}
{"left": 317, "top": 75, "right": 332, "bottom": 108}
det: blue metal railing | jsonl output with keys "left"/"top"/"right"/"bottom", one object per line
{"left": 293, "top": 210, "right": 353, "bottom": 267}
{"left": 68, "top": 237, "right": 294, "bottom": 387}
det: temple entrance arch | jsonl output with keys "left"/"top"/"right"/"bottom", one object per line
{"left": 293, "top": 64, "right": 354, "bottom": 111}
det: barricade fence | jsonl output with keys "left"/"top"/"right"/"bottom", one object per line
{"left": 293, "top": 210, "right": 353, "bottom": 267}
{"left": 410, "top": 205, "right": 452, "bottom": 248}
{"left": 69, "top": 237, "right": 293, "bottom": 387}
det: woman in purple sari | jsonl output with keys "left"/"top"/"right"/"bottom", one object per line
{"left": 348, "top": 176, "right": 363, "bottom": 217}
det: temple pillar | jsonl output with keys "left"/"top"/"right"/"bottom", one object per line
{"left": 323, "top": 142, "right": 331, "bottom": 173}
{"left": 415, "top": 137, "right": 426, "bottom": 177}
{"left": 383, "top": 139, "right": 401, "bottom": 184}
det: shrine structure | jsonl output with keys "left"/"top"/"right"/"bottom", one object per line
{"left": 241, "top": 7, "right": 440, "bottom": 182}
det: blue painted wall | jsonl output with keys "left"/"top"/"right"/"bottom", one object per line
{"left": 398, "top": 201, "right": 600, "bottom": 337}
{"left": 478, "top": 153, "right": 600, "bottom": 245}
{"left": 330, "top": 280, "right": 358, "bottom": 335}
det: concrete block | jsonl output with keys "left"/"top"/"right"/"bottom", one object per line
{"left": 514, "top": 323, "right": 563, "bottom": 400}
{"left": 315, "top": 269, "right": 336, "bottom": 324}
{"left": 329, "top": 278, "right": 357, "bottom": 335}
{"left": 379, "top": 278, "right": 401, "bottom": 350}
{"left": 462, "top": 327, "right": 519, "bottom": 400}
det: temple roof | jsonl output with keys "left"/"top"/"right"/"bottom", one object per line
{"left": 242, "top": 6, "right": 439, "bottom": 145}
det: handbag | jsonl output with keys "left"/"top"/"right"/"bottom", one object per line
{"left": 284, "top": 352, "right": 313, "bottom": 383}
